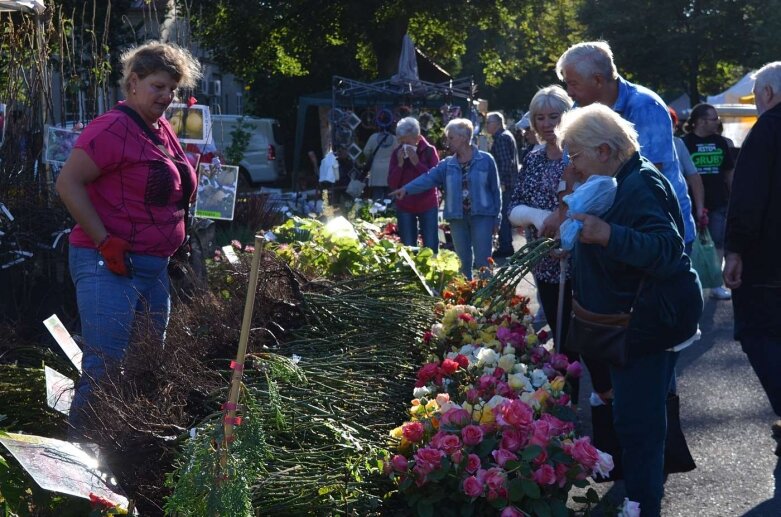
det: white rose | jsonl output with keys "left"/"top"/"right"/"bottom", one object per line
{"left": 530, "top": 368, "right": 548, "bottom": 388}
{"left": 413, "top": 386, "right": 431, "bottom": 399}
{"left": 459, "top": 344, "right": 476, "bottom": 356}
{"left": 486, "top": 395, "right": 506, "bottom": 408}
{"left": 502, "top": 344, "right": 515, "bottom": 355}
{"left": 513, "top": 363, "right": 528, "bottom": 375}
{"left": 497, "top": 354, "right": 517, "bottom": 373}
{"left": 520, "top": 391, "right": 540, "bottom": 409}
{"left": 431, "top": 323, "right": 445, "bottom": 338}
{"left": 476, "top": 347, "right": 499, "bottom": 365}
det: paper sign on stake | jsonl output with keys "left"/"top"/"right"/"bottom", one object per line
{"left": 43, "top": 314, "right": 82, "bottom": 372}
{"left": 0, "top": 433, "right": 130, "bottom": 511}
{"left": 44, "top": 365, "right": 74, "bottom": 415}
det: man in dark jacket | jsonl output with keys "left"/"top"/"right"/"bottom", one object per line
{"left": 486, "top": 111, "right": 518, "bottom": 257}
{"left": 724, "top": 61, "right": 781, "bottom": 456}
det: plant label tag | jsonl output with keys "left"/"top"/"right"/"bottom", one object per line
{"left": 44, "top": 365, "right": 74, "bottom": 415}
{"left": 222, "top": 245, "right": 240, "bottom": 264}
{"left": 43, "top": 314, "right": 82, "bottom": 372}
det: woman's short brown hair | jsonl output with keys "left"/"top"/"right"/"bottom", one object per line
{"left": 119, "top": 41, "right": 202, "bottom": 97}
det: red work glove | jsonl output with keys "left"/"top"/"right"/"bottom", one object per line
{"left": 98, "top": 235, "right": 132, "bottom": 276}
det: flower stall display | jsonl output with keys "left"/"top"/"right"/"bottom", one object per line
{"left": 385, "top": 282, "right": 613, "bottom": 516}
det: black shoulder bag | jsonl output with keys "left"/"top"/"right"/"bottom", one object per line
{"left": 114, "top": 104, "right": 195, "bottom": 280}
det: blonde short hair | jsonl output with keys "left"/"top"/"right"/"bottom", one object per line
{"left": 119, "top": 41, "right": 202, "bottom": 97}
{"left": 528, "top": 85, "right": 574, "bottom": 140}
{"left": 556, "top": 41, "right": 618, "bottom": 82}
{"left": 557, "top": 104, "right": 639, "bottom": 163}
{"left": 445, "top": 118, "right": 474, "bottom": 141}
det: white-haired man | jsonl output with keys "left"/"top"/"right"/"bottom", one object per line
{"left": 547, "top": 41, "right": 696, "bottom": 254}
{"left": 724, "top": 62, "right": 781, "bottom": 456}
{"left": 485, "top": 111, "right": 518, "bottom": 257}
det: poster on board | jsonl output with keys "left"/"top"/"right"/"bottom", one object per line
{"left": 194, "top": 162, "right": 239, "bottom": 220}
{"left": 165, "top": 103, "right": 211, "bottom": 144}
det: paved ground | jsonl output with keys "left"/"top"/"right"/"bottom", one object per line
{"left": 505, "top": 236, "right": 781, "bottom": 516}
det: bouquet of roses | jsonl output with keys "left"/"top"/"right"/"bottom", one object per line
{"left": 386, "top": 301, "right": 613, "bottom": 515}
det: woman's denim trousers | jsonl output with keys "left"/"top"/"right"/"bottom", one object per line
{"left": 397, "top": 206, "right": 439, "bottom": 253}
{"left": 448, "top": 215, "right": 495, "bottom": 279}
{"left": 68, "top": 246, "right": 170, "bottom": 435}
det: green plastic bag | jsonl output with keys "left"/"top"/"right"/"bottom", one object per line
{"left": 691, "top": 228, "right": 723, "bottom": 289}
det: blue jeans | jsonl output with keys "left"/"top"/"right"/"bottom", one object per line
{"left": 496, "top": 188, "right": 513, "bottom": 253}
{"left": 708, "top": 205, "right": 727, "bottom": 250}
{"left": 741, "top": 334, "right": 781, "bottom": 416}
{"left": 611, "top": 351, "right": 679, "bottom": 517}
{"left": 68, "top": 246, "right": 170, "bottom": 434}
{"left": 397, "top": 207, "right": 439, "bottom": 253}
{"left": 448, "top": 215, "right": 495, "bottom": 279}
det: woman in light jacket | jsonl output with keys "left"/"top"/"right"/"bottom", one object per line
{"left": 390, "top": 118, "right": 501, "bottom": 279}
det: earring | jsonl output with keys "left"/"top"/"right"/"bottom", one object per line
{"left": 133, "top": 89, "right": 137, "bottom": 95}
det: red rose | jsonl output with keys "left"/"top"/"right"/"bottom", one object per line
{"left": 441, "top": 358, "right": 460, "bottom": 375}
{"left": 455, "top": 354, "right": 470, "bottom": 368}
{"left": 402, "top": 421, "right": 425, "bottom": 443}
{"left": 416, "top": 362, "right": 440, "bottom": 384}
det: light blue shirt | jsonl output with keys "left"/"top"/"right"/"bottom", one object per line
{"left": 613, "top": 76, "right": 696, "bottom": 243}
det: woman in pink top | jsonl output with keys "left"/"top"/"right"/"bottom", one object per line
{"left": 55, "top": 41, "right": 201, "bottom": 438}
{"left": 387, "top": 116, "right": 440, "bottom": 251}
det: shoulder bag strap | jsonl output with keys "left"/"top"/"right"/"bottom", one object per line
{"left": 114, "top": 104, "right": 194, "bottom": 228}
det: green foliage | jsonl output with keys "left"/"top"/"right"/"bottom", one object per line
{"left": 224, "top": 116, "right": 256, "bottom": 166}
{"left": 270, "top": 216, "right": 461, "bottom": 289}
{"left": 164, "top": 389, "right": 269, "bottom": 516}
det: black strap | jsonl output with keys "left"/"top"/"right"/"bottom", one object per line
{"left": 114, "top": 104, "right": 195, "bottom": 226}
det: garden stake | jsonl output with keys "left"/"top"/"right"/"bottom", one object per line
{"left": 222, "top": 234, "right": 264, "bottom": 466}
{"left": 555, "top": 255, "right": 567, "bottom": 353}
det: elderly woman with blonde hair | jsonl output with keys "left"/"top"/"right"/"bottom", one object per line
{"left": 390, "top": 118, "right": 501, "bottom": 278}
{"left": 558, "top": 103, "right": 702, "bottom": 516}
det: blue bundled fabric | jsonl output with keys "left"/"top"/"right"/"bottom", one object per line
{"left": 560, "top": 175, "right": 618, "bottom": 250}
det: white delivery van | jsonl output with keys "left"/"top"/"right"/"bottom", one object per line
{"left": 210, "top": 115, "right": 286, "bottom": 186}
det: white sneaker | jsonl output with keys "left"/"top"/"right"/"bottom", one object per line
{"left": 710, "top": 286, "right": 732, "bottom": 300}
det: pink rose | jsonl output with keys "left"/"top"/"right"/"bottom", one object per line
{"left": 390, "top": 454, "right": 408, "bottom": 472}
{"left": 462, "top": 475, "right": 484, "bottom": 498}
{"left": 553, "top": 393, "right": 571, "bottom": 406}
{"left": 533, "top": 464, "right": 556, "bottom": 485}
{"left": 413, "top": 464, "right": 431, "bottom": 486}
{"left": 477, "top": 375, "right": 496, "bottom": 391}
{"left": 402, "top": 421, "right": 425, "bottom": 443}
{"left": 501, "top": 506, "right": 525, "bottom": 517}
{"left": 532, "top": 447, "right": 548, "bottom": 467}
{"left": 496, "top": 381, "right": 513, "bottom": 397}
{"left": 441, "top": 358, "right": 460, "bottom": 375}
{"left": 461, "top": 424, "right": 484, "bottom": 446}
{"left": 555, "top": 463, "right": 569, "bottom": 487}
{"left": 500, "top": 428, "right": 528, "bottom": 452}
{"left": 451, "top": 450, "right": 464, "bottom": 466}
{"left": 439, "top": 434, "right": 462, "bottom": 455}
{"left": 414, "top": 447, "right": 445, "bottom": 471}
{"left": 491, "top": 448, "right": 518, "bottom": 467}
{"left": 466, "top": 453, "right": 482, "bottom": 473}
{"left": 441, "top": 407, "right": 471, "bottom": 428}
{"left": 496, "top": 399, "right": 534, "bottom": 431}
{"left": 569, "top": 437, "right": 599, "bottom": 470}
{"left": 530, "top": 419, "right": 552, "bottom": 447}
{"left": 483, "top": 467, "right": 507, "bottom": 491}
{"left": 540, "top": 413, "right": 574, "bottom": 436}
{"left": 566, "top": 360, "right": 583, "bottom": 378}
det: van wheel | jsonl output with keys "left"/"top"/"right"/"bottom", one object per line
{"left": 237, "top": 168, "right": 254, "bottom": 194}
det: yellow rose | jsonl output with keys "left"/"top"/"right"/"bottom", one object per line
{"left": 550, "top": 375, "right": 566, "bottom": 393}
{"left": 526, "top": 334, "right": 539, "bottom": 346}
{"left": 390, "top": 426, "right": 403, "bottom": 439}
{"left": 479, "top": 407, "right": 495, "bottom": 425}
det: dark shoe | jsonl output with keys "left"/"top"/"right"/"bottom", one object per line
{"left": 492, "top": 248, "right": 514, "bottom": 258}
{"left": 772, "top": 419, "right": 781, "bottom": 438}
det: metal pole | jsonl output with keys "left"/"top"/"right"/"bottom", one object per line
{"left": 555, "top": 255, "right": 567, "bottom": 353}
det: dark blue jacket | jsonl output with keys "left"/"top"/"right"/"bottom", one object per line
{"left": 726, "top": 101, "right": 781, "bottom": 340}
{"left": 573, "top": 153, "right": 703, "bottom": 357}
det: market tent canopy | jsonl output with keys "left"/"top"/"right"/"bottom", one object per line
{"left": 707, "top": 71, "right": 756, "bottom": 105}
{"left": 0, "top": 0, "right": 45, "bottom": 13}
